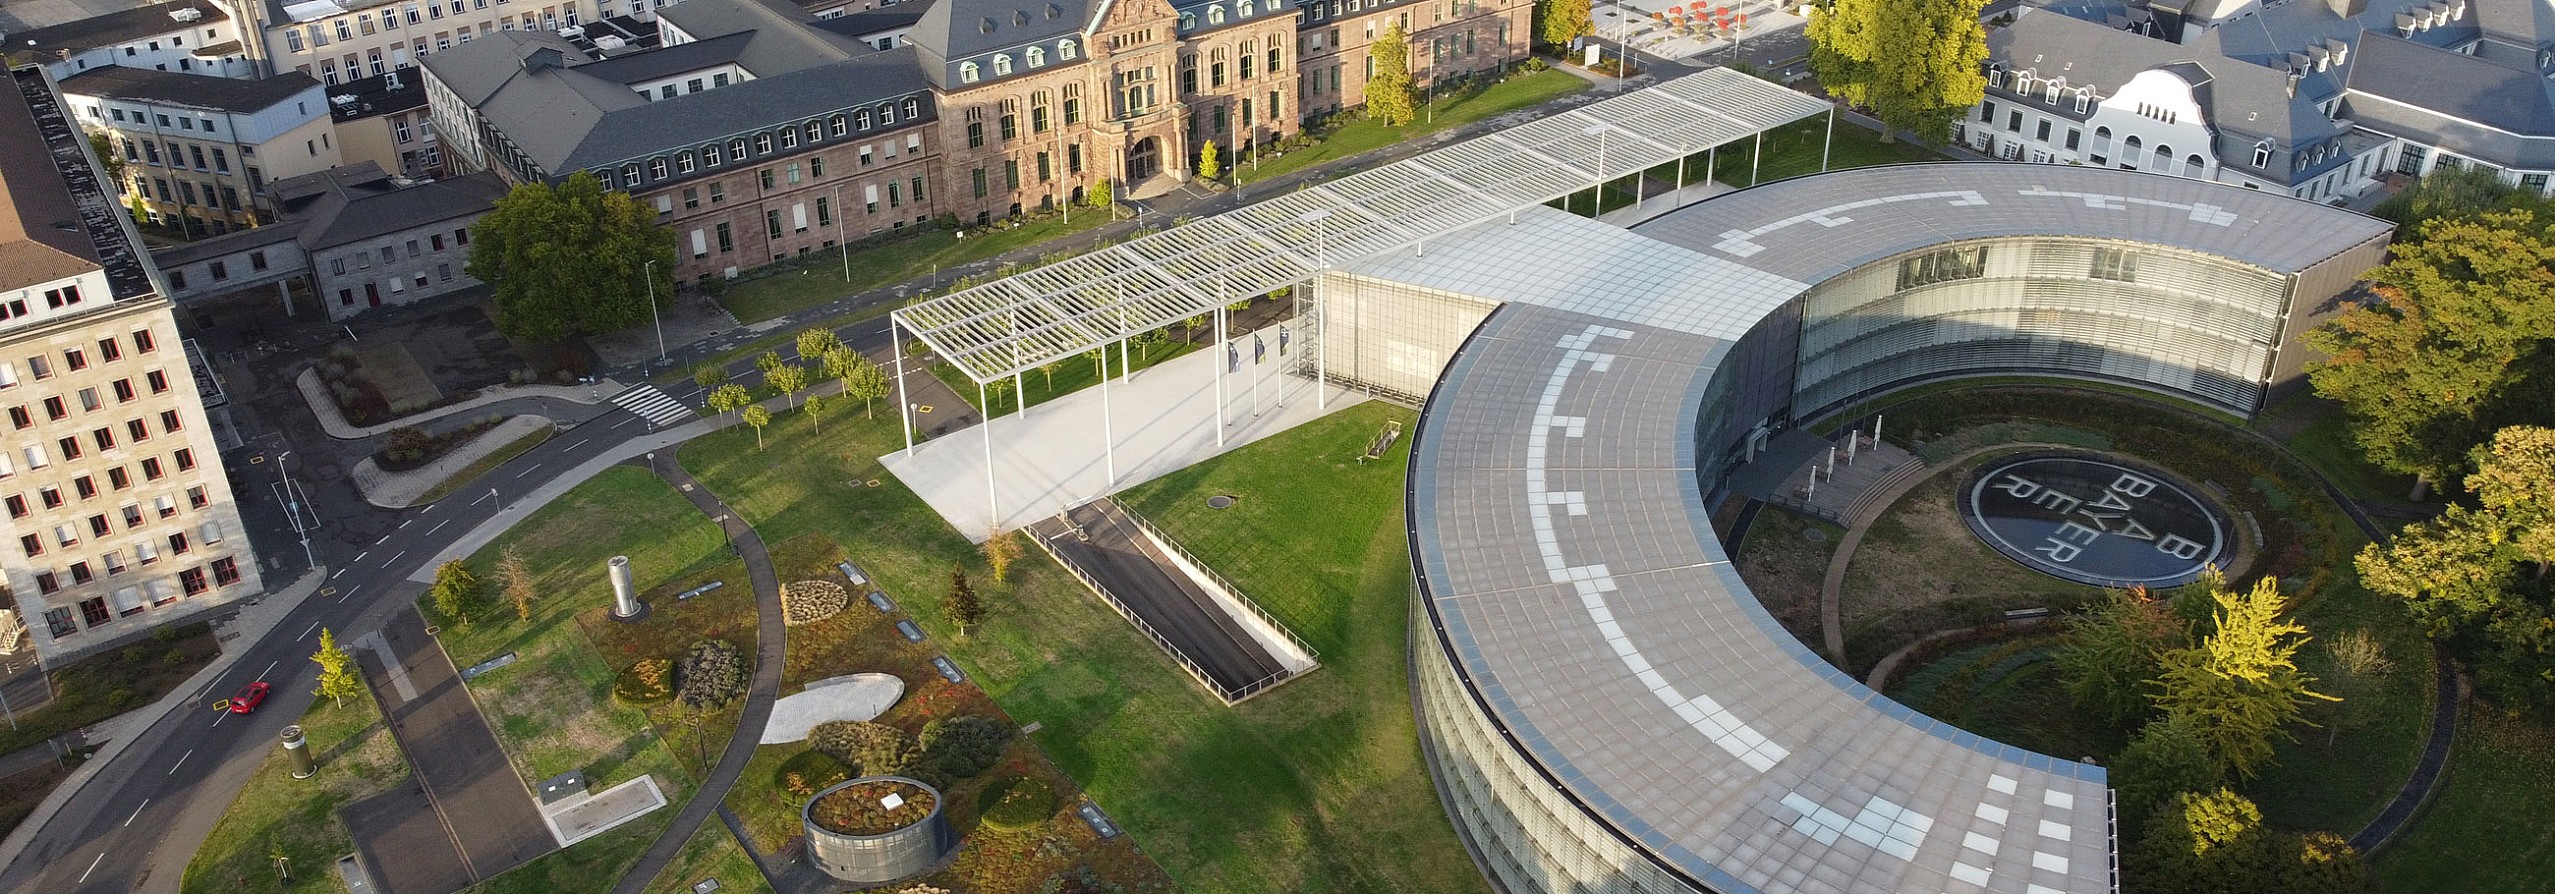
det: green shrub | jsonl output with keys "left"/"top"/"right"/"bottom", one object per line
{"left": 676, "top": 640, "right": 745, "bottom": 708}
{"left": 105, "top": 689, "right": 133, "bottom": 709}
{"left": 920, "top": 715, "right": 1013, "bottom": 780}
{"left": 163, "top": 649, "right": 187, "bottom": 666}
{"left": 809, "top": 720, "right": 918, "bottom": 777}
{"left": 774, "top": 749, "right": 849, "bottom": 796}
{"left": 978, "top": 776, "right": 1059, "bottom": 831}
{"left": 614, "top": 658, "right": 674, "bottom": 704}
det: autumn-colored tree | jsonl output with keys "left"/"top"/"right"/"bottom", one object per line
{"left": 1533, "top": 0, "right": 1590, "bottom": 49}
{"left": 840, "top": 352, "right": 891, "bottom": 419}
{"left": 706, "top": 383, "right": 752, "bottom": 425}
{"left": 803, "top": 394, "right": 829, "bottom": 434}
{"left": 1806, "top": 0, "right": 1988, "bottom": 143}
{"left": 742, "top": 404, "right": 772, "bottom": 450}
{"left": 765, "top": 362, "right": 808, "bottom": 409}
{"left": 1367, "top": 22, "right": 1417, "bottom": 126}
{"left": 498, "top": 545, "right": 536, "bottom": 621}
{"left": 2305, "top": 211, "right": 2555, "bottom": 493}
{"left": 2055, "top": 587, "right": 2185, "bottom": 728}
{"left": 2151, "top": 577, "right": 2335, "bottom": 778}
{"left": 983, "top": 527, "right": 1022, "bottom": 583}
{"left": 2468, "top": 425, "right": 2555, "bottom": 577}
{"left": 1197, "top": 140, "right": 1222, "bottom": 182}
{"left": 430, "top": 560, "right": 482, "bottom": 625}
{"left": 797, "top": 327, "right": 843, "bottom": 364}
{"left": 311, "top": 628, "right": 364, "bottom": 709}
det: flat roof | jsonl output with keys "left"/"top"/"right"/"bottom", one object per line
{"left": 58, "top": 65, "right": 321, "bottom": 113}
{"left": 1396, "top": 164, "right": 2391, "bottom": 894}
{"left": 892, "top": 68, "right": 1834, "bottom": 384}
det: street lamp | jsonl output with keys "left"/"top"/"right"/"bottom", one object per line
{"left": 276, "top": 451, "right": 315, "bottom": 568}
{"left": 644, "top": 259, "right": 665, "bottom": 365}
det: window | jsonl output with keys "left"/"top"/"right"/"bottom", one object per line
{"left": 1895, "top": 246, "right": 1990, "bottom": 290}
{"left": 1061, "top": 39, "right": 1078, "bottom": 60}
{"left": 961, "top": 62, "right": 981, "bottom": 83}
{"left": 3, "top": 495, "right": 21, "bottom": 518}
{"left": 19, "top": 534, "right": 39, "bottom": 558}
{"left": 181, "top": 566, "right": 207, "bottom": 595}
{"left": 200, "top": 520, "right": 223, "bottom": 544}
{"left": 214, "top": 557, "right": 240, "bottom": 586}
{"left": 141, "top": 457, "right": 162, "bottom": 479}
{"left": 972, "top": 167, "right": 988, "bottom": 197}
{"left": 2252, "top": 140, "right": 2274, "bottom": 168}
{"left": 175, "top": 447, "right": 196, "bottom": 471}
{"left": 137, "top": 539, "right": 158, "bottom": 564}
{"left": 2065, "top": 128, "right": 2082, "bottom": 151}
{"left": 107, "top": 466, "right": 129, "bottom": 489}
{"left": 995, "top": 54, "right": 1013, "bottom": 76}
{"left": 7, "top": 406, "right": 26, "bottom": 429}
{"left": 147, "top": 370, "right": 169, "bottom": 393}
{"left": 43, "top": 396, "right": 65, "bottom": 420}
{"left": 709, "top": 182, "right": 725, "bottom": 203}
{"left": 767, "top": 209, "right": 783, "bottom": 239}
{"left": 715, "top": 222, "right": 733, "bottom": 253}
{"left": 2090, "top": 247, "right": 2138, "bottom": 282}
{"left": 39, "top": 487, "right": 61, "bottom": 508}
{"left": 64, "top": 349, "right": 86, "bottom": 371}
{"left": 113, "top": 379, "right": 134, "bottom": 402}
{"left": 169, "top": 532, "right": 190, "bottom": 555}
{"left": 160, "top": 409, "right": 182, "bottom": 434}
{"left": 760, "top": 169, "right": 775, "bottom": 190}
{"left": 88, "top": 515, "right": 111, "bottom": 538}
{"left": 968, "top": 121, "right": 985, "bottom": 148}
{"left": 73, "top": 476, "right": 96, "bottom": 500}
{"left": 1029, "top": 46, "right": 1046, "bottom": 67}
{"left": 93, "top": 427, "right": 115, "bottom": 451}
{"left": 58, "top": 437, "right": 82, "bottom": 461}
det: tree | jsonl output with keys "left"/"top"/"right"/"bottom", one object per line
{"left": 706, "top": 383, "right": 752, "bottom": 425}
{"left": 1806, "top": 0, "right": 1989, "bottom": 144}
{"left": 2055, "top": 587, "right": 2184, "bottom": 728}
{"left": 741, "top": 404, "right": 771, "bottom": 450}
{"left": 1090, "top": 178, "right": 1115, "bottom": 212}
{"left": 467, "top": 171, "right": 675, "bottom": 342}
{"left": 755, "top": 351, "right": 787, "bottom": 378}
{"left": 2128, "top": 788, "right": 2377, "bottom": 894}
{"left": 2304, "top": 211, "right": 2555, "bottom": 492}
{"left": 840, "top": 353, "right": 891, "bottom": 418}
{"left": 796, "top": 327, "right": 843, "bottom": 364}
{"left": 803, "top": 394, "right": 828, "bottom": 434}
{"left": 692, "top": 363, "right": 725, "bottom": 391}
{"left": 1367, "top": 22, "right": 1417, "bottom": 127}
{"left": 944, "top": 565, "right": 985, "bottom": 635}
{"left": 1132, "top": 328, "right": 1168, "bottom": 361}
{"left": 497, "top": 545, "right": 536, "bottom": 622}
{"left": 984, "top": 527, "right": 1022, "bottom": 584}
{"left": 1040, "top": 359, "right": 1064, "bottom": 391}
{"left": 87, "top": 132, "right": 126, "bottom": 191}
{"left": 985, "top": 376, "right": 1015, "bottom": 413}
{"left": 2108, "top": 718, "right": 2221, "bottom": 843}
{"left": 765, "top": 362, "right": 808, "bottom": 409}
{"left": 2151, "top": 577, "right": 2335, "bottom": 778}
{"left": 2355, "top": 506, "right": 2516, "bottom": 636}
{"left": 430, "top": 560, "right": 482, "bottom": 625}
{"left": 1197, "top": 140, "right": 1222, "bottom": 181}
{"left": 2372, "top": 164, "right": 2553, "bottom": 232}
{"left": 1534, "top": 0, "right": 1591, "bottom": 50}
{"left": 310, "top": 628, "right": 364, "bottom": 709}
{"left": 2468, "top": 425, "right": 2555, "bottom": 576}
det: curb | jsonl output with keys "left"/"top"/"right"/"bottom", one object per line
{"left": 352, "top": 416, "right": 558, "bottom": 509}
{"left": 0, "top": 568, "right": 327, "bottom": 875}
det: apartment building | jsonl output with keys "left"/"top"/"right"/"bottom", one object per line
{"left": 2, "top": 65, "right": 266, "bottom": 665}
{"left": 7, "top": 2, "right": 261, "bottom": 81}
{"left": 330, "top": 68, "right": 445, "bottom": 178}
{"left": 219, "top": 0, "right": 603, "bottom": 85}
{"left": 59, "top": 66, "right": 340, "bottom": 235}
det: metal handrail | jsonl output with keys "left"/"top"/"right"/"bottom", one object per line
{"left": 1115, "top": 503, "right": 1321, "bottom": 664}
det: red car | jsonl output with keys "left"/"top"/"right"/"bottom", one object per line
{"left": 228, "top": 681, "right": 271, "bottom": 714}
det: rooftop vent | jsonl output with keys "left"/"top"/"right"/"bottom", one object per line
{"left": 1046, "top": 3, "right": 1062, "bottom": 18}
{"left": 169, "top": 7, "right": 204, "bottom": 22}
{"left": 1013, "top": 9, "right": 1029, "bottom": 25}
{"left": 980, "top": 16, "right": 997, "bottom": 32}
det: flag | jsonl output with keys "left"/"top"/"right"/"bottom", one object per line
{"left": 1278, "top": 325, "right": 1290, "bottom": 355}
{"left": 1254, "top": 334, "right": 1267, "bottom": 364}
{"left": 1228, "top": 343, "right": 1239, "bottom": 372}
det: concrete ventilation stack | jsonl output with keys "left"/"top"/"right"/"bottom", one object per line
{"left": 282, "top": 725, "right": 316, "bottom": 779}
{"left": 609, "top": 555, "right": 646, "bottom": 621}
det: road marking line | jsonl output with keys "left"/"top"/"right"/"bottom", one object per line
{"left": 386, "top": 550, "right": 405, "bottom": 567}
{"left": 168, "top": 749, "right": 193, "bottom": 775}
{"left": 298, "top": 621, "right": 320, "bottom": 642}
{"left": 259, "top": 660, "right": 278, "bottom": 681}
{"left": 569, "top": 439, "right": 588, "bottom": 451}
{"left": 427, "top": 519, "right": 448, "bottom": 536}
{"left": 613, "top": 417, "right": 636, "bottom": 430}
{"left": 79, "top": 853, "right": 103, "bottom": 882}
{"left": 353, "top": 550, "right": 369, "bottom": 563}
{"left": 399, "top": 519, "right": 412, "bottom": 529}
{"left": 124, "top": 799, "right": 149, "bottom": 827}
{"left": 210, "top": 710, "right": 227, "bottom": 728}
{"left": 338, "top": 585, "right": 359, "bottom": 604}
{"left": 513, "top": 462, "right": 542, "bottom": 478}
{"left": 332, "top": 567, "right": 347, "bottom": 579}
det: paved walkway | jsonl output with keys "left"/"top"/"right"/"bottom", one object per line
{"left": 298, "top": 369, "right": 623, "bottom": 439}
{"left": 882, "top": 331, "right": 1360, "bottom": 538}
{"left": 602, "top": 455, "right": 787, "bottom": 894}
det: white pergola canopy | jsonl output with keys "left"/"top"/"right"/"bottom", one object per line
{"left": 894, "top": 68, "right": 1834, "bottom": 385}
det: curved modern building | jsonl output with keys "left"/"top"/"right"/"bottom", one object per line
{"left": 1313, "top": 164, "right": 2391, "bottom": 894}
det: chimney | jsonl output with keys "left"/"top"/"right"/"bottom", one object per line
{"left": 524, "top": 47, "right": 565, "bottom": 71}
{"left": 2286, "top": 71, "right": 2302, "bottom": 97}
{"left": 2325, "top": 0, "right": 2367, "bottom": 17}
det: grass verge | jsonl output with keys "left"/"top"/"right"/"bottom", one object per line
{"left": 0, "top": 622, "right": 218, "bottom": 756}
{"left": 718, "top": 212, "right": 1114, "bottom": 324}
{"left": 679, "top": 399, "right": 1482, "bottom": 894}
{"left": 1238, "top": 67, "right": 1588, "bottom": 184}
{"left": 2371, "top": 711, "right": 2555, "bottom": 893}
{"left": 1700, "top": 117, "right": 1947, "bottom": 188}
{"left": 414, "top": 424, "right": 557, "bottom": 505}
{"left": 180, "top": 686, "right": 409, "bottom": 894}
{"left": 639, "top": 823, "right": 772, "bottom": 894}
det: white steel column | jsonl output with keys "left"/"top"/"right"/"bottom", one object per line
{"left": 1823, "top": 104, "right": 1836, "bottom": 172}
{"left": 1101, "top": 355, "right": 1117, "bottom": 485}
{"left": 893, "top": 321, "right": 913, "bottom": 455}
{"left": 1752, "top": 130, "right": 1764, "bottom": 185}
{"left": 980, "top": 381, "right": 997, "bottom": 528}
{"left": 1214, "top": 289, "right": 1228, "bottom": 447}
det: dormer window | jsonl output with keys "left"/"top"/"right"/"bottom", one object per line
{"left": 1986, "top": 62, "right": 2005, "bottom": 88}
{"left": 857, "top": 108, "right": 873, "bottom": 128}
{"left": 1180, "top": 12, "right": 1196, "bottom": 31}
{"left": 755, "top": 133, "right": 773, "bottom": 154}
{"left": 882, "top": 102, "right": 898, "bottom": 124}
{"left": 730, "top": 138, "right": 748, "bottom": 159}
{"left": 1028, "top": 46, "right": 1046, "bottom": 67}
{"left": 979, "top": 16, "right": 997, "bottom": 33}
{"left": 1060, "top": 39, "right": 1078, "bottom": 60}
{"left": 1014, "top": 10, "right": 1029, "bottom": 25}
{"left": 704, "top": 143, "right": 723, "bottom": 166}
{"left": 2043, "top": 80, "right": 2060, "bottom": 103}
{"left": 1208, "top": 4, "right": 1226, "bottom": 23}
{"left": 961, "top": 61, "right": 982, "bottom": 82}
{"left": 994, "top": 54, "right": 1013, "bottom": 75}
{"left": 904, "top": 98, "right": 921, "bottom": 118}
{"left": 1046, "top": 3, "right": 1063, "bottom": 18}
{"left": 1241, "top": 0, "right": 1255, "bottom": 15}
{"left": 2252, "top": 140, "right": 2273, "bottom": 168}
{"left": 2073, "top": 87, "right": 2092, "bottom": 113}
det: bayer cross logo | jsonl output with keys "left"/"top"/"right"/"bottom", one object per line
{"left": 1959, "top": 454, "right": 2230, "bottom": 588}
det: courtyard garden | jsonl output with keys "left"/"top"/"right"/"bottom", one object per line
{"left": 678, "top": 398, "right": 1482, "bottom": 894}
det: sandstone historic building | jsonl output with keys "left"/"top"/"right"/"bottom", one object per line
{"left": 420, "top": 0, "right": 1529, "bottom": 281}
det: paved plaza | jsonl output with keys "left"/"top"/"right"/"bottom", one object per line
{"left": 882, "top": 325, "right": 1362, "bottom": 539}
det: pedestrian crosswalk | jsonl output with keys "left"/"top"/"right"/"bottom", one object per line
{"left": 608, "top": 384, "right": 696, "bottom": 427}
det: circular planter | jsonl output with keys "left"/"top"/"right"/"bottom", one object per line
{"left": 802, "top": 775, "right": 954, "bottom": 884}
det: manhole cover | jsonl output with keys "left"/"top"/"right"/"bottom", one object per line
{"left": 1802, "top": 528, "right": 1828, "bottom": 543}
{"left": 1206, "top": 495, "right": 1238, "bottom": 509}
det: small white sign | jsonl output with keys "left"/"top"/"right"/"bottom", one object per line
{"left": 880, "top": 792, "right": 906, "bottom": 810}
{"left": 1584, "top": 44, "right": 1603, "bottom": 67}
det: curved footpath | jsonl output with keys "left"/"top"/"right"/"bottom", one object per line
{"left": 608, "top": 454, "right": 788, "bottom": 894}
{"left": 1795, "top": 399, "right": 2455, "bottom": 854}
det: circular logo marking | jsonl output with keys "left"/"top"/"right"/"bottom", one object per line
{"left": 1958, "top": 454, "right": 2229, "bottom": 588}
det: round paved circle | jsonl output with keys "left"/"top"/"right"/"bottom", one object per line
{"left": 1958, "top": 453, "right": 2229, "bottom": 588}
{"left": 1206, "top": 495, "right": 1237, "bottom": 509}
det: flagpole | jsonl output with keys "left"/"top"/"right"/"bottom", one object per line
{"left": 1215, "top": 281, "right": 1228, "bottom": 448}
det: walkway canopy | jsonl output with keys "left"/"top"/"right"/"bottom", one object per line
{"left": 892, "top": 68, "right": 1835, "bottom": 385}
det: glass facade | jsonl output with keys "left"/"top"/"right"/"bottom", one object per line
{"left": 1298, "top": 273, "right": 1500, "bottom": 404}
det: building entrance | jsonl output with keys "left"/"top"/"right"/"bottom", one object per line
{"left": 1127, "top": 137, "right": 1161, "bottom": 182}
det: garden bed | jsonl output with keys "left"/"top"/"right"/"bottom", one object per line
{"left": 810, "top": 778, "right": 937, "bottom": 835}
{"left": 373, "top": 415, "right": 509, "bottom": 472}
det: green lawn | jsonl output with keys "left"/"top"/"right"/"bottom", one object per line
{"left": 2261, "top": 390, "right": 2419, "bottom": 505}
{"left": 1237, "top": 68, "right": 1589, "bottom": 184}
{"left": 2373, "top": 711, "right": 2555, "bottom": 893}
{"left": 718, "top": 211, "right": 1114, "bottom": 324}
{"left": 182, "top": 685, "right": 410, "bottom": 894}
{"left": 929, "top": 338, "right": 1202, "bottom": 415}
{"left": 415, "top": 425, "right": 556, "bottom": 505}
{"left": 638, "top": 823, "right": 773, "bottom": 894}
{"left": 1697, "top": 117, "right": 1947, "bottom": 188}
{"left": 467, "top": 819, "right": 674, "bottom": 894}
{"left": 0, "top": 621, "right": 216, "bottom": 757}
{"left": 678, "top": 401, "right": 1483, "bottom": 894}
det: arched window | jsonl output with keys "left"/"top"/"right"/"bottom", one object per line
{"left": 994, "top": 54, "right": 1013, "bottom": 75}
{"left": 2186, "top": 153, "right": 2206, "bottom": 173}
{"left": 1028, "top": 46, "right": 1046, "bottom": 67}
{"left": 2123, "top": 134, "right": 2142, "bottom": 152}
{"left": 2073, "top": 87, "right": 2092, "bottom": 113}
{"left": 2252, "top": 140, "right": 2273, "bottom": 167}
{"left": 961, "top": 61, "right": 981, "bottom": 82}
{"left": 1059, "top": 39, "right": 1078, "bottom": 59}
{"left": 1241, "top": 0, "right": 1255, "bottom": 15}
{"left": 1208, "top": 4, "right": 1225, "bottom": 23}
{"left": 1180, "top": 12, "right": 1196, "bottom": 31}
{"left": 2094, "top": 126, "right": 2110, "bottom": 139}
{"left": 2153, "top": 144, "right": 2171, "bottom": 168}
{"left": 1210, "top": 47, "right": 1228, "bottom": 87}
